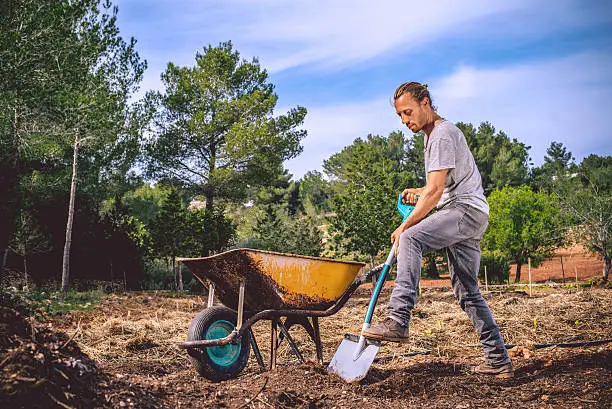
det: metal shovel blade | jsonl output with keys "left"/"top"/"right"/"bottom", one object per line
{"left": 327, "top": 334, "right": 381, "bottom": 382}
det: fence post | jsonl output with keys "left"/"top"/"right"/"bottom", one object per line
{"left": 528, "top": 257, "right": 532, "bottom": 297}
{"left": 560, "top": 256, "right": 565, "bottom": 284}
{"left": 574, "top": 265, "right": 579, "bottom": 287}
{"left": 484, "top": 265, "right": 489, "bottom": 292}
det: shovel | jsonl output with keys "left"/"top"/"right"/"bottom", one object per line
{"left": 328, "top": 194, "right": 415, "bottom": 382}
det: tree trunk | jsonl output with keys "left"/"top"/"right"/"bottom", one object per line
{"left": 23, "top": 255, "right": 28, "bottom": 291}
{"left": 604, "top": 256, "right": 611, "bottom": 283}
{"left": 62, "top": 133, "right": 79, "bottom": 292}
{"left": 177, "top": 261, "right": 183, "bottom": 292}
{"left": 172, "top": 256, "right": 177, "bottom": 291}
{"left": 426, "top": 255, "right": 439, "bottom": 279}
{"left": 369, "top": 254, "right": 378, "bottom": 296}
{"left": 0, "top": 248, "right": 7, "bottom": 286}
{"left": 514, "top": 262, "right": 522, "bottom": 283}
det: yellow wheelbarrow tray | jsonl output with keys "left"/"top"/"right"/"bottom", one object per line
{"left": 176, "top": 248, "right": 383, "bottom": 382}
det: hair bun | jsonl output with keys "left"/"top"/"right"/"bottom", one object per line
{"left": 423, "top": 83, "right": 428, "bottom": 89}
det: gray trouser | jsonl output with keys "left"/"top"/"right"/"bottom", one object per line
{"left": 388, "top": 201, "right": 510, "bottom": 366}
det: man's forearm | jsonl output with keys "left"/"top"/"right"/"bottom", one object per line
{"left": 401, "top": 185, "right": 443, "bottom": 229}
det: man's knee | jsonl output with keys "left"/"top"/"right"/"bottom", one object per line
{"left": 399, "top": 227, "right": 423, "bottom": 249}
{"left": 456, "top": 291, "right": 483, "bottom": 311}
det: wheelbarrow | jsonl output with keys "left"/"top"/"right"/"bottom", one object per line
{"left": 177, "top": 249, "right": 384, "bottom": 381}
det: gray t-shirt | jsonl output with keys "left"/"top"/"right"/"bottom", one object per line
{"left": 424, "top": 120, "right": 489, "bottom": 214}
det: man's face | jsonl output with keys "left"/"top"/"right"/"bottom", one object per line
{"left": 394, "top": 93, "right": 428, "bottom": 133}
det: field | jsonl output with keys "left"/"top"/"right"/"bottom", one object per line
{"left": 2, "top": 285, "right": 610, "bottom": 408}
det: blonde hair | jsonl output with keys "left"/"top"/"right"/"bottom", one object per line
{"left": 393, "top": 81, "right": 436, "bottom": 111}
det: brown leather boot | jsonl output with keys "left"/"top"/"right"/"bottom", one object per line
{"left": 471, "top": 362, "right": 514, "bottom": 378}
{"left": 362, "top": 317, "right": 409, "bottom": 343}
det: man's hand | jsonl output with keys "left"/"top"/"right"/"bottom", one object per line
{"left": 401, "top": 188, "right": 422, "bottom": 205}
{"left": 391, "top": 223, "right": 407, "bottom": 257}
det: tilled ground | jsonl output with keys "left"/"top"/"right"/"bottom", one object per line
{"left": 103, "top": 343, "right": 611, "bottom": 408}
{"left": 2, "top": 287, "right": 611, "bottom": 408}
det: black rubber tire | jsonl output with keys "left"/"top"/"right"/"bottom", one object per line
{"left": 186, "top": 306, "right": 251, "bottom": 382}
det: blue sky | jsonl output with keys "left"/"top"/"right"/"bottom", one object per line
{"left": 117, "top": 0, "right": 612, "bottom": 179}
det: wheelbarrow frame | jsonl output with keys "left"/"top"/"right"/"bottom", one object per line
{"left": 177, "top": 260, "right": 384, "bottom": 372}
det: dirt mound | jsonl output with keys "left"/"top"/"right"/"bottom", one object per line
{"left": 0, "top": 306, "right": 103, "bottom": 408}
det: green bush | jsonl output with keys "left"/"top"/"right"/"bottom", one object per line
{"left": 0, "top": 286, "right": 104, "bottom": 319}
{"left": 479, "top": 251, "right": 510, "bottom": 284}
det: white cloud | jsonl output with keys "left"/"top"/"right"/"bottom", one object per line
{"left": 433, "top": 51, "right": 612, "bottom": 165}
{"left": 284, "top": 98, "right": 402, "bottom": 178}
{"left": 164, "top": 0, "right": 611, "bottom": 73}
{"left": 287, "top": 51, "right": 612, "bottom": 178}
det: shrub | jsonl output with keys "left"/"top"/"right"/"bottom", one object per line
{"left": 479, "top": 251, "right": 510, "bottom": 284}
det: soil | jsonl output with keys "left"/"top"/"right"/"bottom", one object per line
{"left": 2, "top": 287, "right": 611, "bottom": 408}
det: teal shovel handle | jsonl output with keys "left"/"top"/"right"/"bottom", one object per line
{"left": 397, "top": 193, "right": 415, "bottom": 222}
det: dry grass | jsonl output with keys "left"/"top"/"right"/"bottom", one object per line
{"left": 57, "top": 287, "right": 612, "bottom": 371}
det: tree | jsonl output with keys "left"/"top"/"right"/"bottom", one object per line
{"left": 577, "top": 154, "right": 612, "bottom": 193}
{"left": 252, "top": 205, "right": 323, "bottom": 257}
{"left": 483, "top": 186, "right": 564, "bottom": 282}
{"left": 299, "top": 171, "right": 333, "bottom": 214}
{"left": 0, "top": 0, "right": 147, "bottom": 291}
{"left": 185, "top": 206, "right": 236, "bottom": 257}
{"left": 146, "top": 41, "right": 306, "bottom": 213}
{"left": 150, "top": 189, "right": 189, "bottom": 290}
{"left": 57, "top": 3, "right": 146, "bottom": 292}
{"left": 457, "top": 122, "right": 531, "bottom": 194}
{"left": 557, "top": 155, "right": 612, "bottom": 283}
{"left": 9, "top": 210, "right": 51, "bottom": 289}
{"left": 531, "top": 141, "right": 576, "bottom": 193}
{"left": 562, "top": 188, "right": 611, "bottom": 283}
{"left": 324, "top": 132, "right": 418, "bottom": 264}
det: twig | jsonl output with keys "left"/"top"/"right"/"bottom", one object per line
{"left": 0, "top": 353, "right": 13, "bottom": 370}
{"left": 59, "top": 319, "right": 82, "bottom": 351}
{"left": 577, "top": 398, "right": 598, "bottom": 404}
{"left": 237, "top": 376, "right": 269, "bottom": 409}
{"left": 47, "top": 392, "right": 75, "bottom": 409}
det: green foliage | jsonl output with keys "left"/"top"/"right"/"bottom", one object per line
{"left": 141, "top": 259, "right": 175, "bottom": 290}
{"left": 0, "top": 0, "right": 149, "bottom": 291}
{"left": 558, "top": 155, "right": 612, "bottom": 282}
{"left": 531, "top": 141, "right": 577, "bottom": 193}
{"left": 0, "top": 286, "right": 105, "bottom": 319}
{"left": 457, "top": 122, "right": 531, "bottom": 194}
{"left": 324, "top": 132, "right": 419, "bottom": 262}
{"left": 479, "top": 251, "right": 510, "bottom": 284}
{"left": 150, "top": 188, "right": 187, "bottom": 261}
{"left": 146, "top": 41, "right": 306, "bottom": 211}
{"left": 120, "top": 183, "right": 169, "bottom": 228}
{"left": 299, "top": 171, "right": 333, "bottom": 214}
{"left": 484, "top": 186, "right": 564, "bottom": 282}
{"left": 251, "top": 205, "right": 323, "bottom": 257}
{"left": 577, "top": 154, "right": 612, "bottom": 193}
{"left": 185, "top": 206, "right": 236, "bottom": 257}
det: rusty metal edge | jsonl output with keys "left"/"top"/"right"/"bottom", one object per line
{"left": 177, "top": 248, "right": 366, "bottom": 267}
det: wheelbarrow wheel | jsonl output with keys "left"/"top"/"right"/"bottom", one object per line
{"left": 186, "top": 306, "right": 251, "bottom": 382}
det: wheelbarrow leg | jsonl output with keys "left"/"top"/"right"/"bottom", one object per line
{"left": 206, "top": 280, "right": 215, "bottom": 307}
{"left": 277, "top": 320, "right": 305, "bottom": 363}
{"left": 249, "top": 328, "right": 266, "bottom": 370}
{"left": 270, "top": 318, "right": 278, "bottom": 370}
{"left": 311, "top": 317, "right": 324, "bottom": 365}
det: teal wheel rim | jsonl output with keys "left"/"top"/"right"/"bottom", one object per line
{"left": 205, "top": 320, "right": 241, "bottom": 367}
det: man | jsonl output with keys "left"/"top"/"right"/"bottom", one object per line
{"left": 362, "top": 81, "right": 513, "bottom": 378}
